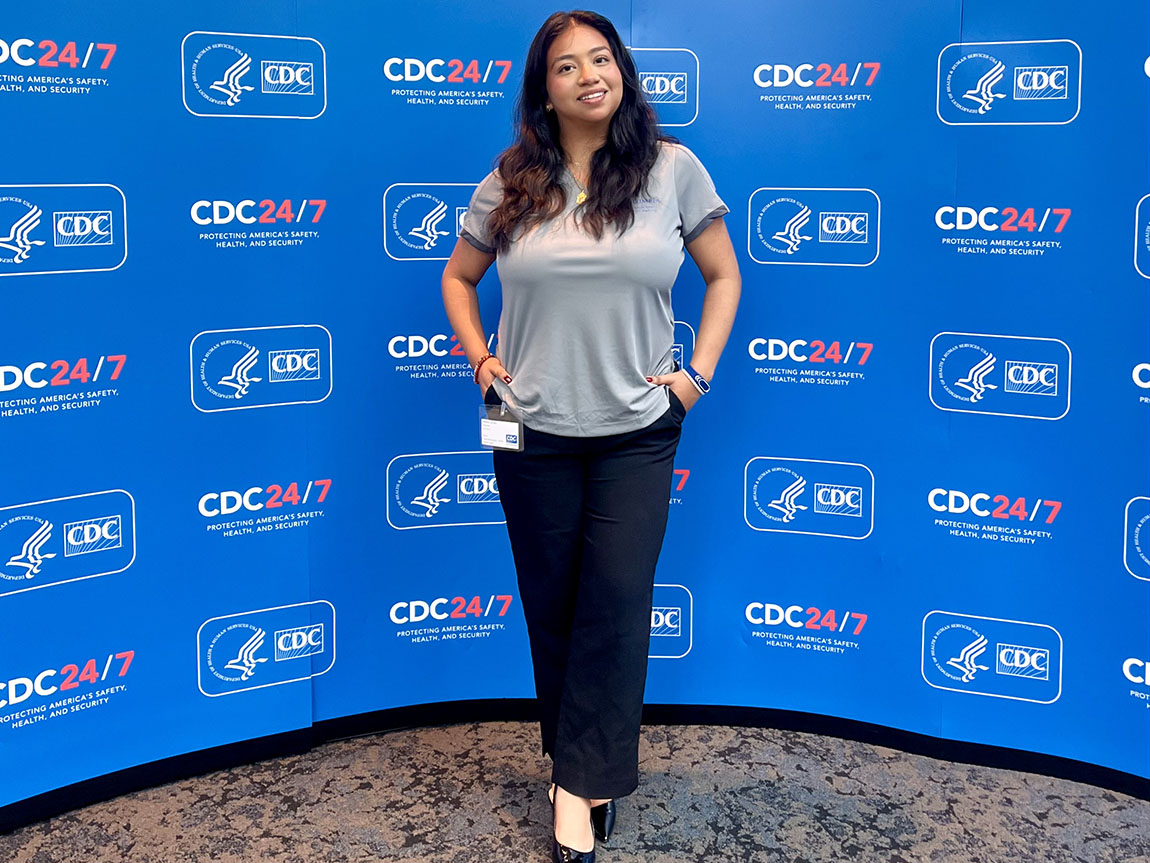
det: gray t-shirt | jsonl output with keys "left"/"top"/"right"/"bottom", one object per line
{"left": 461, "top": 142, "right": 728, "bottom": 437}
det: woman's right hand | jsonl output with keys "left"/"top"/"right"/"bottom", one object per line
{"left": 476, "top": 357, "right": 512, "bottom": 395}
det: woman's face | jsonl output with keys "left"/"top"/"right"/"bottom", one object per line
{"left": 544, "top": 23, "right": 623, "bottom": 135}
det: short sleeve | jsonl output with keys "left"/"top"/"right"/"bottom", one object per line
{"left": 459, "top": 171, "right": 503, "bottom": 254}
{"left": 671, "top": 144, "right": 729, "bottom": 243}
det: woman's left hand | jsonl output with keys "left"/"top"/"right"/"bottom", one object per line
{"left": 647, "top": 371, "right": 701, "bottom": 413}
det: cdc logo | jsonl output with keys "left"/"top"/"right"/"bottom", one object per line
{"left": 744, "top": 457, "right": 874, "bottom": 540}
{"left": 268, "top": 349, "right": 321, "bottom": 382}
{"left": 190, "top": 324, "right": 333, "bottom": 412}
{"left": 198, "top": 600, "right": 336, "bottom": 697}
{"left": 995, "top": 644, "right": 1049, "bottom": 680}
{"left": 748, "top": 188, "right": 880, "bottom": 266}
{"left": 1003, "top": 361, "right": 1057, "bottom": 396}
{"left": 53, "top": 211, "right": 113, "bottom": 247}
{"left": 929, "top": 332, "right": 1071, "bottom": 420}
{"left": 63, "top": 515, "right": 122, "bottom": 556}
{"left": 641, "top": 73, "right": 686, "bottom": 103}
{"left": 457, "top": 474, "right": 499, "bottom": 504}
{"left": 1125, "top": 497, "right": 1149, "bottom": 581}
{"left": 812, "top": 485, "right": 863, "bottom": 517}
{"left": 937, "top": 40, "right": 1081, "bottom": 125}
{"left": 383, "top": 183, "right": 477, "bottom": 261}
{"left": 182, "top": 31, "right": 327, "bottom": 119}
{"left": 260, "top": 61, "right": 314, "bottom": 95}
{"left": 387, "top": 452, "right": 505, "bottom": 529}
{"left": 1136, "top": 195, "right": 1149, "bottom": 279}
{"left": 273, "top": 623, "right": 325, "bottom": 661}
{"left": 0, "top": 490, "right": 135, "bottom": 597}
{"left": 630, "top": 48, "right": 698, "bottom": 126}
{"left": 651, "top": 607, "right": 680, "bottom": 637}
{"left": 649, "top": 584, "right": 693, "bottom": 659}
{"left": 0, "top": 185, "right": 127, "bottom": 278}
{"left": 922, "top": 611, "right": 1062, "bottom": 703}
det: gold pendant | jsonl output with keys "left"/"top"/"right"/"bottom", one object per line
{"left": 576, "top": 191, "right": 587, "bottom": 205}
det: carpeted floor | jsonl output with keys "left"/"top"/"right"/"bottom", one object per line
{"left": 3, "top": 722, "right": 1148, "bottom": 862}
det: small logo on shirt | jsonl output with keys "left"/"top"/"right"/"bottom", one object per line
{"left": 635, "top": 196, "right": 661, "bottom": 214}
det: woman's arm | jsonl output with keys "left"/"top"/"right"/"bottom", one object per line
{"left": 684, "top": 217, "right": 741, "bottom": 382}
{"left": 651, "top": 217, "right": 742, "bottom": 409}
{"left": 441, "top": 238, "right": 510, "bottom": 392}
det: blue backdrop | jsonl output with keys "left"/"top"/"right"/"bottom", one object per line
{"left": 1, "top": 0, "right": 1147, "bottom": 811}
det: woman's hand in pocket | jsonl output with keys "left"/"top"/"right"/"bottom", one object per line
{"left": 647, "top": 371, "right": 700, "bottom": 413}
{"left": 477, "top": 357, "right": 512, "bottom": 396}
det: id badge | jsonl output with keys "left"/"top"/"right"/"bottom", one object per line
{"left": 480, "top": 387, "right": 523, "bottom": 451}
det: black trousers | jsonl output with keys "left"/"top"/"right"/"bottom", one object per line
{"left": 492, "top": 394, "right": 684, "bottom": 800}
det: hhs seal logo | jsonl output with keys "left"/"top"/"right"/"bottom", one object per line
{"left": 0, "top": 185, "right": 127, "bottom": 277}
{"left": 190, "top": 324, "right": 332, "bottom": 412}
{"left": 1125, "top": 497, "right": 1150, "bottom": 581}
{"left": 929, "top": 332, "right": 1071, "bottom": 420}
{"left": 386, "top": 452, "right": 504, "bottom": 529}
{"left": 383, "top": 183, "right": 478, "bottom": 261}
{"left": 744, "top": 457, "right": 873, "bottom": 540}
{"left": 0, "top": 490, "right": 136, "bottom": 598}
{"left": 182, "top": 32, "right": 327, "bottom": 119}
{"left": 197, "top": 600, "right": 336, "bottom": 696}
{"left": 1135, "top": 195, "right": 1149, "bottom": 279}
{"left": 922, "top": 611, "right": 1062, "bottom": 703}
{"left": 748, "top": 188, "right": 879, "bottom": 266}
{"left": 937, "top": 40, "right": 1081, "bottom": 125}
{"left": 630, "top": 47, "right": 699, "bottom": 127}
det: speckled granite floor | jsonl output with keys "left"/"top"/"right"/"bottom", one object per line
{"left": 3, "top": 722, "right": 1148, "bottom": 862}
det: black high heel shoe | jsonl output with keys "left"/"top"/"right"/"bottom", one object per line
{"left": 590, "top": 800, "right": 615, "bottom": 842}
{"left": 551, "top": 839, "right": 595, "bottom": 863}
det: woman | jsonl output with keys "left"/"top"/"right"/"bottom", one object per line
{"left": 441, "top": 10, "right": 740, "bottom": 861}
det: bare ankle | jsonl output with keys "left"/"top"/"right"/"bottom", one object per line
{"left": 552, "top": 786, "right": 594, "bottom": 852}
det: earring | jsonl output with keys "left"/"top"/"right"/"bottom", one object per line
{"left": 545, "top": 104, "right": 553, "bottom": 111}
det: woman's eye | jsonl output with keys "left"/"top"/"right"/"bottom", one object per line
{"left": 558, "top": 64, "right": 574, "bottom": 73}
{"left": 594, "top": 55, "right": 610, "bottom": 64}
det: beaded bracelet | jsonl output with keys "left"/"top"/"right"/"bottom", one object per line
{"left": 472, "top": 353, "right": 495, "bottom": 384}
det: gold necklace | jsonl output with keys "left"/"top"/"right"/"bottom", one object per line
{"left": 566, "top": 164, "right": 589, "bottom": 205}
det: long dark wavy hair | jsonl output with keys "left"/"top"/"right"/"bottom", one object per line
{"left": 487, "top": 10, "right": 671, "bottom": 252}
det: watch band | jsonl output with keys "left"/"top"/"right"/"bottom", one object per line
{"left": 683, "top": 364, "right": 710, "bottom": 394}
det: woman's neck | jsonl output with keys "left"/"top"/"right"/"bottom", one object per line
{"left": 559, "top": 125, "right": 608, "bottom": 169}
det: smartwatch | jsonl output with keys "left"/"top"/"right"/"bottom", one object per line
{"left": 683, "top": 364, "right": 710, "bottom": 395}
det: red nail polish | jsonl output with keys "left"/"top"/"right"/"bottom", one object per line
{"left": 504, "top": 375, "right": 512, "bottom": 383}
{"left": 645, "top": 377, "right": 653, "bottom": 382}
